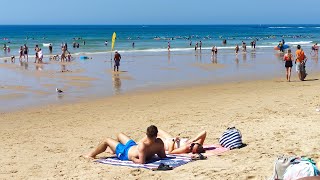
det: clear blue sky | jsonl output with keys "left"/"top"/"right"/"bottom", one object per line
{"left": 1, "top": 0, "right": 319, "bottom": 25}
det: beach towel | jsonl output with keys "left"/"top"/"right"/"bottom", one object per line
{"left": 203, "top": 144, "right": 230, "bottom": 156}
{"left": 96, "top": 155, "right": 191, "bottom": 170}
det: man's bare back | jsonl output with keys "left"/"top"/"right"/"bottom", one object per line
{"left": 128, "top": 138, "right": 165, "bottom": 163}
{"left": 84, "top": 125, "right": 166, "bottom": 164}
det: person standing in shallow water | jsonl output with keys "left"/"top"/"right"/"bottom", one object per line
{"left": 23, "top": 44, "right": 29, "bottom": 62}
{"left": 114, "top": 50, "right": 121, "bottom": 72}
{"left": 295, "top": 45, "right": 307, "bottom": 81}
{"left": 235, "top": 44, "right": 240, "bottom": 55}
{"left": 283, "top": 49, "right": 293, "bottom": 82}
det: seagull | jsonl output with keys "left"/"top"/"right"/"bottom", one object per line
{"left": 56, "top": 88, "right": 63, "bottom": 93}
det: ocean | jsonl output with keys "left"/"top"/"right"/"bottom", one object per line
{"left": 0, "top": 25, "right": 319, "bottom": 57}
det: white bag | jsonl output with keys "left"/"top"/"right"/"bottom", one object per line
{"left": 283, "top": 158, "right": 320, "bottom": 180}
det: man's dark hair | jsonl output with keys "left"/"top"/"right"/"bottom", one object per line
{"left": 297, "top": 45, "right": 301, "bottom": 49}
{"left": 146, "top": 125, "right": 158, "bottom": 138}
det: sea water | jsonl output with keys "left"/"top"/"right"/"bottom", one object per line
{"left": 0, "top": 25, "right": 319, "bottom": 57}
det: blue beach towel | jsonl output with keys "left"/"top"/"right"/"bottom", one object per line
{"left": 96, "top": 155, "right": 191, "bottom": 170}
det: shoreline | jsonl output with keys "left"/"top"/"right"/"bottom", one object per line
{"left": 0, "top": 48, "right": 319, "bottom": 113}
{"left": 1, "top": 74, "right": 320, "bottom": 179}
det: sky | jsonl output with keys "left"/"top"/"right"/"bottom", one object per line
{"left": 1, "top": 0, "right": 320, "bottom": 25}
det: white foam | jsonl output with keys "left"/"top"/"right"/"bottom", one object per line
{"left": 268, "top": 27, "right": 292, "bottom": 29}
{"left": 285, "top": 41, "right": 313, "bottom": 45}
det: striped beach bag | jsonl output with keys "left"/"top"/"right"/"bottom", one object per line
{"left": 219, "top": 127, "right": 243, "bottom": 149}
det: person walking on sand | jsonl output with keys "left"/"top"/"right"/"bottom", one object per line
{"left": 199, "top": 41, "right": 202, "bottom": 50}
{"left": 283, "top": 49, "right": 293, "bottom": 82}
{"left": 167, "top": 41, "right": 170, "bottom": 51}
{"left": 295, "top": 45, "right": 307, "bottom": 81}
{"left": 113, "top": 50, "right": 121, "bottom": 72}
{"left": 83, "top": 125, "right": 166, "bottom": 164}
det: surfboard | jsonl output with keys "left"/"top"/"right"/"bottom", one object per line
{"left": 43, "top": 43, "right": 52, "bottom": 47}
{"left": 274, "top": 44, "right": 289, "bottom": 50}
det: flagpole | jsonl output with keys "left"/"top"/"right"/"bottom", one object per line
{"left": 110, "top": 52, "right": 113, "bottom": 69}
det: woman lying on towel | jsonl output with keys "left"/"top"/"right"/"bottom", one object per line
{"left": 139, "top": 129, "right": 206, "bottom": 154}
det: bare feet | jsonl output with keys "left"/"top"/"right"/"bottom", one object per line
{"left": 80, "top": 154, "right": 95, "bottom": 160}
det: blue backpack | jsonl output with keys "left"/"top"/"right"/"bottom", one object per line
{"left": 219, "top": 127, "right": 243, "bottom": 149}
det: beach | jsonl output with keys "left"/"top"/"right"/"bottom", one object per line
{"left": 1, "top": 72, "right": 320, "bottom": 179}
{"left": 1, "top": 25, "right": 320, "bottom": 179}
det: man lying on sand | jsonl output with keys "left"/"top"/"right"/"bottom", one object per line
{"left": 139, "top": 129, "right": 206, "bottom": 154}
{"left": 83, "top": 125, "right": 166, "bottom": 164}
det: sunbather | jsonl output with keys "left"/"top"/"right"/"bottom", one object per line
{"left": 139, "top": 129, "right": 206, "bottom": 154}
{"left": 83, "top": 125, "right": 166, "bottom": 164}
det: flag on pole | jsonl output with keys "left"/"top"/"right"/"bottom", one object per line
{"left": 111, "top": 32, "right": 116, "bottom": 51}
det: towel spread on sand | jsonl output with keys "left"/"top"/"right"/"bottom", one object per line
{"left": 96, "top": 155, "right": 191, "bottom": 170}
{"left": 203, "top": 144, "right": 230, "bottom": 156}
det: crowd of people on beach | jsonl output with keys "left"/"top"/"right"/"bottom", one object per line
{"left": 2, "top": 38, "right": 319, "bottom": 83}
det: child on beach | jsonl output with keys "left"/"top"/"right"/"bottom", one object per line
{"left": 283, "top": 49, "right": 293, "bottom": 82}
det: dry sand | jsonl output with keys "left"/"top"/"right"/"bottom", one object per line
{"left": 1, "top": 74, "right": 320, "bottom": 180}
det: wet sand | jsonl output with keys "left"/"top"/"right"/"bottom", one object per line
{"left": 1, "top": 72, "right": 320, "bottom": 179}
{"left": 0, "top": 48, "right": 319, "bottom": 112}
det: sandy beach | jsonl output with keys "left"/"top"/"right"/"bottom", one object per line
{"left": 1, "top": 71, "right": 320, "bottom": 179}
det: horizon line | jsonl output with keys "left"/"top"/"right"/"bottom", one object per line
{"left": 0, "top": 23, "right": 320, "bottom": 26}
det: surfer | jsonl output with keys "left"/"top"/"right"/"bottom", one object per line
{"left": 278, "top": 41, "right": 284, "bottom": 52}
